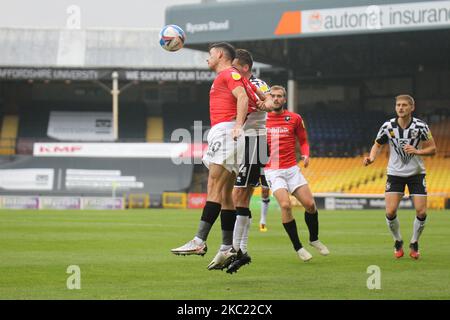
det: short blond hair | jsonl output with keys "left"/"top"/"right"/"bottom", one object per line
{"left": 396, "top": 94, "right": 415, "bottom": 106}
{"left": 270, "top": 85, "right": 286, "bottom": 97}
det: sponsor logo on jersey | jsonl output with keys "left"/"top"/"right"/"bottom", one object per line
{"left": 268, "top": 127, "right": 289, "bottom": 134}
{"left": 231, "top": 72, "right": 241, "bottom": 80}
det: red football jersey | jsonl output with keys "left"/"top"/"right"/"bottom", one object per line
{"left": 209, "top": 67, "right": 258, "bottom": 127}
{"left": 266, "top": 110, "right": 310, "bottom": 169}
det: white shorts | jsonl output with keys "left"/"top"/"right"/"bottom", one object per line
{"left": 264, "top": 165, "right": 308, "bottom": 194}
{"left": 202, "top": 121, "right": 245, "bottom": 175}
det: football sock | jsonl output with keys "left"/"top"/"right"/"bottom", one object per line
{"left": 196, "top": 201, "right": 221, "bottom": 241}
{"left": 385, "top": 214, "right": 402, "bottom": 242}
{"left": 260, "top": 197, "right": 270, "bottom": 225}
{"left": 240, "top": 217, "right": 252, "bottom": 254}
{"left": 304, "top": 210, "right": 319, "bottom": 242}
{"left": 283, "top": 219, "right": 303, "bottom": 251}
{"left": 221, "top": 209, "right": 237, "bottom": 247}
{"left": 233, "top": 207, "right": 250, "bottom": 252}
{"left": 411, "top": 215, "right": 426, "bottom": 244}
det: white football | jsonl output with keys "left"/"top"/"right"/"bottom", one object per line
{"left": 159, "top": 24, "right": 186, "bottom": 52}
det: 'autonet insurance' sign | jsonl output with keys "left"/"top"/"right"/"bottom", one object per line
{"left": 167, "top": 0, "right": 450, "bottom": 42}
{"left": 300, "top": 0, "right": 450, "bottom": 35}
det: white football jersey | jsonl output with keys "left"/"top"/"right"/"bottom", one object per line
{"left": 242, "top": 75, "right": 270, "bottom": 136}
{"left": 375, "top": 117, "right": 432, "bottom": 177}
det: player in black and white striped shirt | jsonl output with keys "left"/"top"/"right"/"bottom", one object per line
{"left": 364, "top": 95, "right": 436, "bottom": 260}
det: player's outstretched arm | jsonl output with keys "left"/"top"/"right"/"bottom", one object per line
{"left": 256, "top": 100, "right": 274, "bottom": 112}
{"left": 364, "top": 143, "right": 383, "bottom": 166}
{"left": 255, "top": 91, "right": 274, "bottom": 112}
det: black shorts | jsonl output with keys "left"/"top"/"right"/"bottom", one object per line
{"left": 385, "top": 174, "right": 427, "bottom": 196}
{"left": 235, "top": 135, "right": 270, "bottom": 188}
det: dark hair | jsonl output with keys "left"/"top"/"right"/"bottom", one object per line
{"left": 209, "top": 42, "right": 236, "bottom": 61}
{"left": 235, "top": 49, "right": 253, "bottom": 69}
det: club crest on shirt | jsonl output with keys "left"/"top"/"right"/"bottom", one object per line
{"left": 410, "top": 129, "right": 419, "bottom": 139}
{"left": 398, "top": 139, "right": 409, "bottom": 148}
{"left": 285, "top": 116, "right": 291, "bottom": 122}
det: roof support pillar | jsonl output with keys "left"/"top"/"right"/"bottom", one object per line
{"left": 287, "top": 70, "right": 298, "bottom": 113}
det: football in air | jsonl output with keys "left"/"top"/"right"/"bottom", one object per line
{"left": 159, "top": 24, "right": 186, "bottom": 52}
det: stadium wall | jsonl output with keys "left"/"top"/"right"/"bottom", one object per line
{"left": 0, "top": 154, "right": 194, "bottom": 197}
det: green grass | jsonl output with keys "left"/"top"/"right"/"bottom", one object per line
{"left": 0, "top": 208, "right": 449, "bottom": 299}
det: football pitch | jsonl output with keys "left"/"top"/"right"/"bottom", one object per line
{"left": 0, "top": 208, "right": 449, "bottom": 300}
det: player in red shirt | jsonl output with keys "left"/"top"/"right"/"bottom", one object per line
{"left": 172, "top": 43, "right": 272, "bottom": 270}
{"left": 264, "top": 85, "right": 330, "bottom": 262}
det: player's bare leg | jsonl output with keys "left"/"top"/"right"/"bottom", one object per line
{"left": 292, "top": 184, "right": 329, "bottom": 256}
{"left": 207, "top": 171, "right": 238, "bottom": 269}
{"left": 385, "top": 193, "right": 404, "bottom": 258}
{"left": 273, "top": 188, "right": 312, "bottom": 262}
{"left": 171, "top": 164, "right": 232, "bottom": 256}
{"left": 409, "top": 195, "right": 427, "bottom": 259}
{"left": 260, "top": 187, "right": 270, "bottom": 232}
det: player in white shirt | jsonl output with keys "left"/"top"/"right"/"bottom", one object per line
{"left": 364, "top": 94, "right": 436, "bottom": 260}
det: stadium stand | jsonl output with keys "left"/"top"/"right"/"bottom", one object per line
{"left": 430, "top": 117, "right": 450, "bottom": 157}
{"left": 0, "top": 114, "right": 18, "bottom": 155}
{"left": 9, "top": 107, "right": 448, "bottom": 198}
{"left": 304, "top": 110, "right": 386, "bottom": 157}
{"left": 162, "top": 103, "right": 209, "bottom": 142}
{"left": 146, "top": 117, "right": 164, "bottom": 142}
{"left": 424, "top": 157, "right": 450, "bottom": 195}
{"left": 118, "top": 104, "right": 146, "bottom": 140}
{"left": 17, "top": 107, "right": 49, "bottom": 139}
{"left": 303, "top": 156, "right": 387, "bottom": 194}
{"left": 15, "top": 102, "right": 147, "bottom": 154}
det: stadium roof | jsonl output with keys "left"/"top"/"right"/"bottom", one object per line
{"left": 166, "top": 0, "right": 450, "bottom": 78}
{"left": 0, "top": 27, "right": 269, "bottom": 82}
{"left": 0, "top": 27, "right": 209, "bottom": 69}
